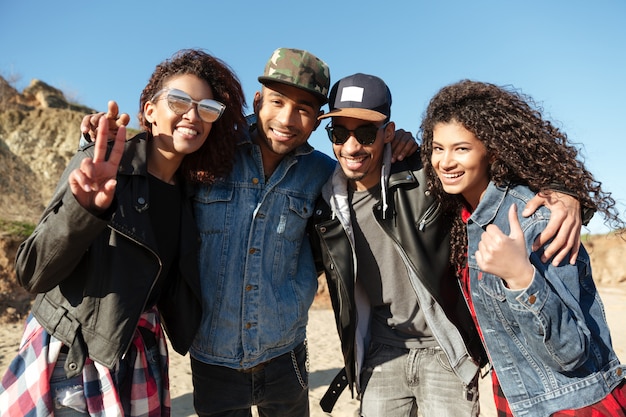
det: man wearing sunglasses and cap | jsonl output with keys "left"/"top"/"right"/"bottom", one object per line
{"left": 308, "top": 73, "right": 586, "bottom": 416}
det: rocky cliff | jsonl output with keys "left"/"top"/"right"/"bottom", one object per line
{"left": 0, "top": 76, "right": 96, "bottom": 223}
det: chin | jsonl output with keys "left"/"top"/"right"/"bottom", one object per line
{"left": 441, "top": 185, "right": 463, "bottom": 196}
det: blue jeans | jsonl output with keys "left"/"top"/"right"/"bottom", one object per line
{"left": 50, "top": 352, "right": 90, "bottom": 417}
{"left": 360, "top": 342, "right": 479, "bottom": 417}
{"left": 50, "top": 345, "right": 163, "bottom": 416}
{"left": 191, "top": 341, "right": 309, "bottom": 417}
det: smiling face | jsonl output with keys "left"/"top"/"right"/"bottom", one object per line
{"left": 253, "top": 83, "right": 322, "bottom": 171}
{"left": 332, "top": 116, "right": 393, "bottom": 191}
{"left": 144, "top": 74, "right": 215, "bottom": 162}
{"left": 431, "top": 121, "right": 491, "bottom": 209}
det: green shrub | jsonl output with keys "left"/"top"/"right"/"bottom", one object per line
{"left": 0, "top": 219, "right": 35, "bottom": 239}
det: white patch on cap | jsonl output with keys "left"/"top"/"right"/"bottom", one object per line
{"left": 340, "top": 86, "right": 364, "bottom": 103}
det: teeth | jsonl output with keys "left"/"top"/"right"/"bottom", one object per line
{"left": 344, "top": 156, "right": 366, "bottom": 163}
{"left": 178, "top": 127, "right": 198, "bottom": 136}
{"left": 443, "top": 172, "right": 463, "bottom": 178}
{"left": 273, "top": 129, "right": 291, "bottom": 138}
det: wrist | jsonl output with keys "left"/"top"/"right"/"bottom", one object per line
{"left": 504, "top": 264, "right": 535, "bottom": 290}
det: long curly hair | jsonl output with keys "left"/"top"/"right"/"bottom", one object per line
{"left": 138, "top": 49, "right": 247, "bottom": 183}
{"left": 420, "top": 79, "right": 623, "bottom": 270}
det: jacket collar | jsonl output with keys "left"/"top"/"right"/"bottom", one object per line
{"left": 117, "top": 132, "right": 149, "bottom": 177}
{"left": 469, "top": 182, "right": 508, "bottom": 228}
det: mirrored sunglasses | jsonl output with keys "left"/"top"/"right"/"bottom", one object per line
{"left": 325, "top": 122, "right": 388, "bottom": 145}
{"left": 152, "top": 88, "right": 225, "bottom": 123}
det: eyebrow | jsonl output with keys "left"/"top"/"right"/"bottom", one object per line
{"left": 266, "top": 89, "right": 318, "bottom": 110}
{"left": 432, "top": 140, "right": 473, "bottom": 147}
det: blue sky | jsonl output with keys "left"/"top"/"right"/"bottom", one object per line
{"left": 1, "top": 0, "right": 624, "bottom": 234}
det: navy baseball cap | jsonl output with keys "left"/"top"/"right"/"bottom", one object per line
{"left": 318, "top": 73, "right": 391, "bottom": 122}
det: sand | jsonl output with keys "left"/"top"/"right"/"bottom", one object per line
{"left": 1, "top": 285, "right": 624, "bottom": 416}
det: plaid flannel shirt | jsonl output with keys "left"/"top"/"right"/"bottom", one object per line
{"left": 0, "top": 307, "right": 170, "bottom": 417}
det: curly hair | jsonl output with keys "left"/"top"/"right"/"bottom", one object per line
{"left": 420, "top": 79, "right": 623, "bottom": 270}
{"left": 138, "top": 49, "right": 247, "bottom": 183}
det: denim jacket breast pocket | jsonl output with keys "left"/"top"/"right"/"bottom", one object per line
{"left": 282, "top": 193, "right": 315, "bottom": 242}
{"left": 193, "top": 184, "right": 234, "bottom": 235}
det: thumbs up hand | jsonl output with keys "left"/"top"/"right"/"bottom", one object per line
{"left": 476, "top": 204, "right": 535, "bottom": 290}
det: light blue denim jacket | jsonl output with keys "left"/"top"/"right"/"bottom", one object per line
{"left": 467, "top": 182, "right": 625, "bottom": 416}
{"left": 190, "top": 129, "right": 336, "bottom": 369}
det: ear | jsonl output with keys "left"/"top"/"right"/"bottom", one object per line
{"left": 312, "top": 110, "right": 324, "bottom": 131}
{"left": 144, "top": 101, "right": 157, "bottom": 125}
{"left": 253, "top": 91, "right": 262, "bottom": 113}
{"left": 383, "top": 121, "right": 396, "bottom": 143}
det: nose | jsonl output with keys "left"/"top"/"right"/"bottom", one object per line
{"left": 342, "top": 133, "right": 363, "bottom": 151}
{"left": 183, "top": 104, "right": 202, "bottom": 122}
{"left": 275, "top": 103, "right": 298, "bottom": 126}
{"left": 436, "top": 150, "right": 455, "bottom": 169}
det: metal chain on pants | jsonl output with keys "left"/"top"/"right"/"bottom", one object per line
{"left": 290, "top": 339, "right": 309, "bottom": 390}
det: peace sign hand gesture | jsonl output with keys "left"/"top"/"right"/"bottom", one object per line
{"left": 69, "top": 116, "right": 126, "bottom": 213}
{"left": 475, "top": 204, "right": 535, "bottom": 290}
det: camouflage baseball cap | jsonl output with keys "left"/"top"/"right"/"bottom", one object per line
{"left": 258, "top": 48, "right": 330, "bottom": 104}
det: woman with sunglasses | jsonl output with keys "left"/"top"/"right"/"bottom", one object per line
{"left": 0, "top": 49, "right": 246, "bottom": 416}
{"left": 420, "top": 79, "right": 626, "bottom": 416}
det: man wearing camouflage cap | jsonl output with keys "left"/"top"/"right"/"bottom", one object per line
{"left": 188, "top": 47, "right": 336, "bottom": 417}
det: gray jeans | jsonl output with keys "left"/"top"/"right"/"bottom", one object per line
{"left": 359, "top": 342, "right": 479, "bottom": 417}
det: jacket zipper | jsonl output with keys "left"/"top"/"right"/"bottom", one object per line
{"left": 418, "top": 203, "right": 439, "bottom": 231}
{"left": 114, "top": 227, "right": 163, "bottom": 359}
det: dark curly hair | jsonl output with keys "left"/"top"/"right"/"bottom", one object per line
{"left": 420, "top": 79, "right": 623, "bottom": 270}
{"left": 138, "top": 49, "right": 247, "bottom": 183}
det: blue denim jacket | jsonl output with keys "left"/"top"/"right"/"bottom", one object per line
{"left": 190, "top": 131, "right": 336, "bottom": 369}
{"left": 467, "top": 182, "right": 625, "bottom": 416}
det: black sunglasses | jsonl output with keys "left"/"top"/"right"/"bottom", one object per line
{"left": 325, "top": 122, "right": 389, "bottom": 145}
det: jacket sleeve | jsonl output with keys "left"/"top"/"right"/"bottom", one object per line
{"left": 15, "top": 150, "right": 111, "bottom": 293}
{"left": 503, "top": 231, "right": 593, "bottom": 372}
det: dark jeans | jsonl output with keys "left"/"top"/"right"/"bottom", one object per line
{"left": 191, "top": 341, "right": 309, "bottom": 417}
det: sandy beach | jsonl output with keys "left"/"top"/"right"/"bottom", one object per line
{"left": 1, "top": 285, "right": 624, "bottom": 416}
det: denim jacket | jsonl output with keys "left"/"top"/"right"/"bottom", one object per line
{"left": 467, "top": 182, "right": 625, "bottom": 416}
{"left": 190, "top": 130, "right": 336, "bottom": 369}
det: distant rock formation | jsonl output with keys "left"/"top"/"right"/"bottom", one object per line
{"left": 0, "top": 76, "right": 96, "bottom": 222}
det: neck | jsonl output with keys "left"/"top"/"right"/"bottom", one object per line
{"left": 147, "top": 144, "right": 181, "bottom": 185}
{"left": 251, "top": 130, "right": 283, "bottom": 179}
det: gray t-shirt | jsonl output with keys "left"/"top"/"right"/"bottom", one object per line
{"left": 350, "top": 186, "right": 436, "bottom": 348}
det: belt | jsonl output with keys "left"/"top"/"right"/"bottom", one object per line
{"left": 238, "top": 361, "right": 267, "bottom": 373}
{"left": 237, "top": 343, "right": 302, "bottom": 373}
{"left": 238, "top": 351, "right": 282, "bottom": 373}
{"left": 320, "top": 367, "right": 349, "bottom": 413}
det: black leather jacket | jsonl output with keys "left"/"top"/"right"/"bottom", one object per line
{"left": 308, "top": 151, "right": 486, "bottom": 409}
{"left": 15, "top": 133, "right": 202, "bottom": 377}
